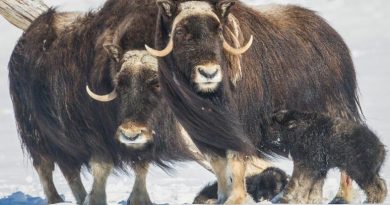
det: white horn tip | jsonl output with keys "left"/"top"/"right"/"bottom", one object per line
{"left": 86, "top": 85, "right": 117, "bottom": 102}
{"left": 249, "top": 35, "right": 254, "bottom": 44}
{"left": 145, "top": 44, "right": 152, "bottom": 52}
{"left": 145, "top": 44, "right": 161, "bottom": 57}
{"left": 145, "top": 40, "right": 173, "bottom": 57}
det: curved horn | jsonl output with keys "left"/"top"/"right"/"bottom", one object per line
{"left": 223, "top": 35, "right": 253, "bottom": 55}
{"left": 86, "top": 85, "right": 117, "bottom": 102}
{"left": 145, "top": 39, "right": 173, "bottom": 57}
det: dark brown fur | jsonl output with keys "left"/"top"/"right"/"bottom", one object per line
{"left": 272, "top": 110, "right": 387, "bottom": 203}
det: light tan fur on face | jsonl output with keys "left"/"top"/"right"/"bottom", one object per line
{"left": 193, "top": 63, "right": 223, "bottom": 92}
{"left": 117, "top": 121, "right": 153, "bottom": 149}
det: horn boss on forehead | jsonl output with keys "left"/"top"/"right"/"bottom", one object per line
{"left": 145, "top": 0, "right": 253, "bottom": 57}
{"left": 86, "top": 50, "right": 158, "bottom": 102}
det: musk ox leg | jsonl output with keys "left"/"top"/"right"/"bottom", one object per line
{"left": 277, "top": 162, "right": 315, "bottom": 203}
{"left": 307, "top": 177, "right": 325, "bottom": 204}
{"left": 330, "top": 171, "right": 354, "bottom": 204}
{"left": 224, "top": 151, "right": 249, "bottom": 204}
{"left": 209, "top": 155, "right": 229, "bottom": 203}
{"left": 127, "top": 163, "right": 152, "bottom": 205}
{"left": 33, "top": 157, "right": 64, "bottom": 204}
{"left": 58, "top": 164, "right": 87, "bottom": 204}
{"left": 83, "top": 158, "right": 113, "bottom": 205}
{"left": 358, "top": 175, "right": 387, "bottom": 203}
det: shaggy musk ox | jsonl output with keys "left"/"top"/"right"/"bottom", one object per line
{"left": 272, "top": 110, "right": 387, "bottom": 203}
{"left": 146, "top": 0, "right": 362, "bottom": 203}
{"left": 7, "top": 0, "right": 204, "bottom": 204}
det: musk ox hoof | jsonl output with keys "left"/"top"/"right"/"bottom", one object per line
{"left": 272, "top": 190, "right": 309, "bottom": 204}
{"left": 329, "top": 196, "right": 349, "bottom": 204}
{"left": 127, "top": 193, "right": 152, "bottom": 205}
{"left": 47, "top": 195, "right": 64, "bottom": 204}
{"left": 270, "top": 192, "right": 285, "bottom": 203}
{"left": 83, "top": 194, "right": 107, "bottom": 205}
{"left": 224, "top": 193, "right": 254, "bottom": 204}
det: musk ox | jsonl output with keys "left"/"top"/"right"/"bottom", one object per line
{"left": 272, "top": 110, "right": 387, "bottom": 203}
{"left": 7, "top": 0, "right": 208, "bottom": 204}
{"left": 146, "top": 0, "right": 362, "bottom": 203}
{"left": 193, "top": 167, "right": 288, "bottom": 204}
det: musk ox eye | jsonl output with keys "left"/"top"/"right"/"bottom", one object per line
{"left": 287, "top": 120, "right": 297, "bottom": 129}
{"left": 217, "top": 25, "right": 223, "bottom": 33}
{"left": 146, "top": 78, "right": 159, "bottom": 89}
{"left": 175, "top": 27, "right": 185, "bottom": 36}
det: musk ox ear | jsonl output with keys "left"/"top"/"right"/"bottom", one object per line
{"left": 157, "top": 0, "right": 176, "bottom": 18}
{"left": 217, "top": 0, "right": 237, "bottom": 19}
{"left": 103, "top": 43, "right": 123, "bottom": 62}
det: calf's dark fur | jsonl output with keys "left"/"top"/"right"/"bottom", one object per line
{"left": 193, "top": 167, "right": 288, "bottom": 204}
{"left": 273, "top": 110, "right": 387, "bottom": 203}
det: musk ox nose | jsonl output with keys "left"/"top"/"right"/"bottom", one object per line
{"left": 117, "top": 125, "right": 152, "bottom": 148}
{"left": 196, "top": 65, "right": 221, "bottom": 79}
{"left": 119, "top": 128, "right": 142, "bottom": 141}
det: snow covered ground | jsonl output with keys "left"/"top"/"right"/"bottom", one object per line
{"left": 0, "top": 0, "right": 389, "bottom": 204}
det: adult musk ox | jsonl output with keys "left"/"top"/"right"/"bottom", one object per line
{"left": 7, "top": 0, "right": 207, "bottom": 204}
{"left": 146, "top": 0, "right": 362, "bottom": 203}
{"left": 272, "top": 110, "right": 387, "bottom": 203}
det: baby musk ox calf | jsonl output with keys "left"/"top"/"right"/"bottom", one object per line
{"left": 272, "top": 110, "right": 387, "bottom": 203}
{"left": 145, "top": 0, "right": 362, "bottom": 203}
{"left": 193, "top": 167, "right": 289, "bottom": 204}
{"left": 7, "top": 0, "right": 208, "bottom": 204}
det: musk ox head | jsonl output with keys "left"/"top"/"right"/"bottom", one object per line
{"left": 146, "top": 0, "right": 253, "bottom": 93}
{"left": 87, "top": 45, "right": 160, "bottom": 149}
{"left": 272, "top": 110, "right": 318, "bottom": 130}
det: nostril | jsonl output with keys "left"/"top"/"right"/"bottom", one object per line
{"left": 140, "top": 128, "right": 147, "bottom": 133}
{"left": 132, "top": 133, "right": 141, "bottom": 141}
{"left": 119, "top": 128, "right": 126, "bottom": 136}
{"left": 198, "top": 67, "right": 219, "bottom": 79}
